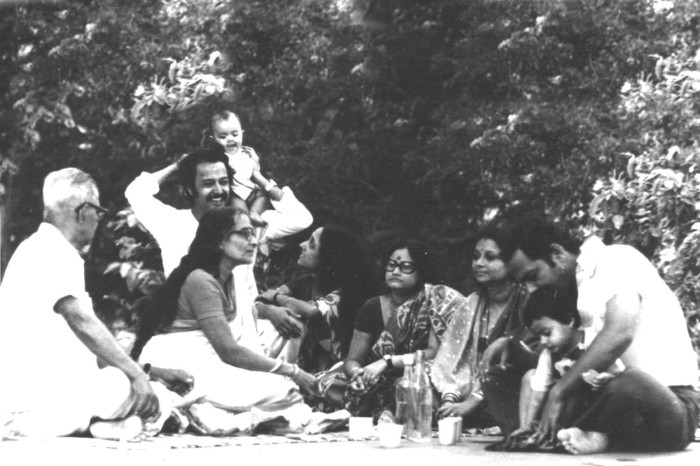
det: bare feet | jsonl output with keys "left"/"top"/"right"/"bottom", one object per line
{"left": 557, "top": 428, "right": 609, "bottom": 455}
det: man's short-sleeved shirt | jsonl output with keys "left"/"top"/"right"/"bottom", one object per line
{"left": 0, "top": 223, "right": 99, "bottom": 411}
{"left": 576, "top": 236, "right": 698, "bottom": 387}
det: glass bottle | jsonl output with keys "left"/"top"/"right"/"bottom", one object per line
{"left": 408, "top": 350, "right": 433, "bottom": 442}
{"left": 395, "top": 353, "right": 414, "bottom": 434}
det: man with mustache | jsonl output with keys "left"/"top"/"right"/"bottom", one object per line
{"left": 126, "top": 147, "right": 237, "bottom": 277}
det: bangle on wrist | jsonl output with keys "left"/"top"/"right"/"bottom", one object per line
{"left": 442, "top": 393, "right": 459, "bottom": 404}
{"left": 272, "top": 292, "right": 280, "bottom": 305}
{"left": 470, "top": 391, "right": 484, "bottom": 401}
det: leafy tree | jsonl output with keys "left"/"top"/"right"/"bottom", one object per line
{"left": 2, "top": 0, "right": 700, "bottom": 362}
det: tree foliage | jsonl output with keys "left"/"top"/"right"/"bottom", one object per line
{"left": 2, "top": 0, "right": 700, "bottom": 357}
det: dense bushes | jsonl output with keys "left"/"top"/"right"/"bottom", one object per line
{"left": 1, "top": 0, "right": 700, "bottom": 357}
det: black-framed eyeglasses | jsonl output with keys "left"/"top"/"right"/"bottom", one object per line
{"left": 384, "top": 259, "right": 416, "bottom": 274}
{"left": 229, "top": 227, "right": 257, "bottom": 242}
{"left": 74, "top": 202, "right": 108, "bottom": 221}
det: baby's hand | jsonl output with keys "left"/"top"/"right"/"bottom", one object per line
{"left": 268, "top": 186, "right": 284, "bottom": 201}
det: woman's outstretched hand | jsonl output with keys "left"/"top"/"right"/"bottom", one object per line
{"left": 361, "top": 359, "right": 387, "bottom": 386}
{"left": 293, "top": 368, "right": 321, "bottom": 396}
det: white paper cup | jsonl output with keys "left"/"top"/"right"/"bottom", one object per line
{"left": 377, "top": 423, "right": 403, "bottom": 448}
{"left": 349, "top": 416, "right": 373, "bottom": 440}
{"left": 438, "top": 417, "right": 460, "bottom": 445}
{"left": 452, "top": 417, "right": 462, "bottom": 443}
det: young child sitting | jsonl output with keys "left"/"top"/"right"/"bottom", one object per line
{"left": 209, "top": 110, "right": 284, "bottom": 219}
{"left": 501, "top": 285, "right": 624, "bottom": 452}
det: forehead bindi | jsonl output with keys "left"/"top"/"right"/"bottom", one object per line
{"left": 390, "top": 248, "right": 412, "bottom": 262}
{"left": 475, "top": 239, "right": 502, "bottom": 260}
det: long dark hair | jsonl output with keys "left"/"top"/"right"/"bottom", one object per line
{"left": 315, "top": 225, "right": 376, "bottom": 355}
{"left": 132, "top": 207, "right": 248, "bottom": 359}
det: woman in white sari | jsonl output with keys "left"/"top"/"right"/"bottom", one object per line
{"left": 131, "top": 208, "right": 319, "bottom": 432}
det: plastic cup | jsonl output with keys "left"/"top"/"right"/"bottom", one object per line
{"left": 377, "top": 423, "right": 403, "bottom": 448}
{"left": 349, "top": 416, "right": 373, "bottom": 440}
{"left": 438, "top": 417, "right": 460, "bottom": 445}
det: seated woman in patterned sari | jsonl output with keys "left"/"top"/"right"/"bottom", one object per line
{"left": 255, "top": 225, "right": 376, "bottom": 375}
{"left": 340, "top": 238, "right": 468, "bottom": 419}
{"left": 430, "top": 224, "right": 534, "bottom": 428}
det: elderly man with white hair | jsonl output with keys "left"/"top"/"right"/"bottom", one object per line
{"left": 0, "top": 168, "right": 192, "bottom": 440}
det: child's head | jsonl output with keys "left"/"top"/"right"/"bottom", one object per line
{"left": 210, "top": 110, "right": 243, "bottom": 154}
{"left": 522, "top": 285, "right": 581, "bottom": 356}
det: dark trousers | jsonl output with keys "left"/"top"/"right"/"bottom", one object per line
{"left": 483, "top": 366, "right": 700, "bottom": 452}
{"left": 573, "top": 368, "right": 698, "bottom": 452}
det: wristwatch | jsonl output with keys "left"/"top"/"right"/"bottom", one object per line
{"left": 382, "top": 354, "right": 394, "bottom": 370}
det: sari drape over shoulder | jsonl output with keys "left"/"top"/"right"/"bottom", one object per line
{"left": 369, "top": 283, "right": 466, "bottom": 360}
{"left": 430, "top": 284, "right": 529, "bottom": 401}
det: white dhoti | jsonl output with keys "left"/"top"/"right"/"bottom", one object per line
{"left": 1, "top": 367, "right": 173, "bottom": 438}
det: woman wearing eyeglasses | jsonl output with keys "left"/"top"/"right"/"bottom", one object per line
{"left": 130, "top": 207, "right": 319, "bottom": 433}
{"left": 430, "top": 224, "right": 534, "bottom": 427}
{"left": 341, "top": 238, "right": 468, "bottom": 418}
{"left": 255, "top": 225, "right": 376, "bottom": 378}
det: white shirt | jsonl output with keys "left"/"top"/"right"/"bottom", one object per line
{"left": 0, "top": 223, "right": 100, "bottom": 412}
{"left": 125, "top": 172, "right": 200, "bottom": 277}
{"left": 576, "top": 236, "right": 698, "bottom": 387}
